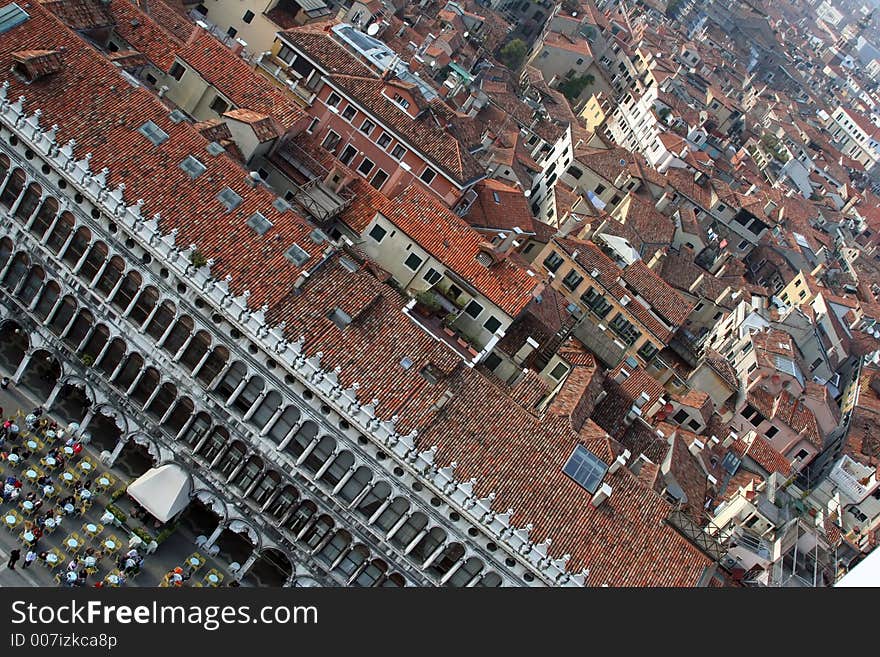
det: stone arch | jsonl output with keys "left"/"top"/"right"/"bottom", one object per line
{"left": 17, "top": 348, "right": 62, "bottom": 401}
{"left": 48, "top": 295, "right": 78, "bottom": 335}
{"left": 213, "top": 360, "right": 247, "bottom": 400}
{"left": 268, "top": 484, "right": 299, "bottom": 518}
{"left": 95, "top": 337, "right": 126, "bottom": 376}
{"left": 409, "top": 526, "right": 447, "bottom": 564}
{"left": 126, "top": 285, "right": 158, "bottom": 327}
{"left": 144, "top": 299, "right": 176, "bottom": 342}
{"left": 0, "top": 167, "right": 25, "bottom": 207}
{"left": 32, "top": 280, "right": 60, "bottom": 322}
{"left": 250, "top": 469, "right": 281, "bottom": 505}
{"left": 77, "top": 240, "right": 109, "bottom": 285}
{"left": 57, "top": 374, "right": 96, "bottom": 405}
{"left": 179, "top": 329, "right": 212, "bottom": 372}
{"left": 109, "top": 270, "right": 142, "bottom": 313}
{"left": 285, "top": 420, "right": 319, "bottom": 459}
{"left": 2, "top": 251, "right": 30, "bottom": 290}
{"left": 475, "top": 571, "right": 503, "bottom": 587}
{"left": 162, "top": 396, "right": 194, "bottom": 436}
{"left": 389, "top": 511, "right": 429, "bottom": 551}
{"left": 61, "top": 225, "right": 92, "bottom": 268}
{"left": 334, "top": 544, "right": 370, "bottom": 580}
{"left": 227, "top": 518, "right": 262, "bottom": 550}
{"left": 145, "top": 380, "right": 178, "bottom": 420}
{"left": 177, "top": 409, "right": 210, "bottom": 447}
{"left": 197, "top": 424, "right": 230, "bottom": 461}
{"left": 373, "top": 496, "right": 410, "bottom": 533}
{"left": 29, "top": 195, "right": 58, "bottom": 240}
{"left": 16, "top": 264, "right": 45, "bottom": 306}
{"left": 128, "top": 366, "right": 160, "bottom": 408}
{"left": 268, "top": 405, "right": 301, "bottom": 444}
{"left": 195, "top": 345, "right": 229, "bottom": 387}
{"left": 0, "top": 236, "right": 13, "bottom": 269}
{"left": 193, "top": 488, "right": 229, "bottom": 523}
{"left": 382, "top": 572, "right": 407, "bottom": 588}
{"left": 45, "top": 210, "right": 74, "bottom": 254}
{"left": 111, "top": 351, "right": 145, "bottom": 392}
{"left": 79, "top": 323, "right": 110, "bottom": 364}
{"left": 427, "top": 542, "right": 466, "bottom": 580}
{"left": 127, "top": 432, "right": 162, "bottom": 464}
{"left": 231, "top": 374, "right": 265, "bottom": 416}
{"left": 355, "top": 480, "right": 392, "bottom": 519}
{"left": 0, "top": 320, "right": 29, "bottom": 372}
{"left": 445, "top": 556, "right": 485, "bottom": 587}
{"left": 248, "top": 389, "right": 282, "bottom": 431}
{"left": 93, "top": 254, "right": 125, "bottom": 298}
{"left": 316, "top": 529, "right": 352, "bottom": 568}
{"left": 214, "top": 440, "right": 247, "bottom": 477}
{"left": 353, "top": 558, "right": 388, "bottom": 587}
{"left": 161, "top": 314, "right": 194, "bottom": 357}
{"left": 287, "top": 499, "right": 318, "bottom": 535}
{"left": 62, "top": 307, "right": 94, "bottom": 350}
{"left": 302, "top": 434, "right": 336, "bottom": 474}
{"left": 232, "top": 454, "right": 264, "bottom": 491}
{"left": 252, "top": 547, "right": 293, "bottom": 587}
{"left": 300, "top": 514, "right": 334, "bottom": 550}
{"left": 338, "top": 466, "right": 372, "bottom": 505}
{"left": 319, "top": 450, "right": 354, "bottom": 487}
{"left": 93, "top": 403, "right": 129, "bottom": 435}
{"left": 13, "top": 180, "right": 41, "bottom": 222}
{"left": 0, "top": 153, "right": 9, "bottom": 180}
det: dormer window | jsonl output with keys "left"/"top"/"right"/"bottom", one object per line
{"left": 393, "top": 93, "right": 410, "bottom": 110}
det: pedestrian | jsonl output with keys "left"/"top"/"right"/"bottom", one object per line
{"left": 22, "top": 549, "right": 37, "bottom": 569}
{"left": 7, "top": 548, "right": 21, "bottom": 570}
{"left": 1, "top": 376, "right": 10, "bottom": 390}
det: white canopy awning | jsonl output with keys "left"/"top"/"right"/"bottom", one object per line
{"left": 126, "top": 464, "right": 192, "bottom": 523}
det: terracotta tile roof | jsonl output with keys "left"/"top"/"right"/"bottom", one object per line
{"left": 1, "top": 3, "right": 711, "bottom": 586}
{"left": 39, "top": 0, "right": 113, "bottom": 30}
{"left": 845, "top": 366, "right": 880, "bottom": 469}
{"left": 142, "top": 0, "right": 195, "bottom": 41}
{"left": 616, "top": 193, "right": 674, "bottom": 249}
{"left": 178, "top": 28, "right": 307, "bottom": 131}
{"left": 278, "top": 25, "right": 375, "bottom": 77}
{"left": 703, "top": 348, "right": 739, "bottom": 391}
{"left": 11, "top": 49, "right": 64, "bottom": 78}
{"left": 672, "top": 388, "right": 713, "bottom": 425}
{"left": 103, "top": 0, "right": 183, "bottom": 70}
{"left": 667, "top": 433, "right": 709, "bottom": 521}
{"left": 548, "top": 339, "right": 604, "bottom": 432}
{"left": 621, "top": 260, "right": 694, "bottom": 327}
{"left": 730, "top": 432, "right": 792, "bottom": 476}
{"left": 223, "top": 109, "right": 279, "bottom": 143}
{"left": 573, "top": 144, "right": 635, "bottom": 184}
{"left": 341, "top": 180, "right": 539, "bottom": 316}
{"left": 325, "top": 74, "right": 485, "bottom": 186}
{"left": 464, "top": 179, "right": 536, "bottom": 233}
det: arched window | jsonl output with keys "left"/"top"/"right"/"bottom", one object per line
{"left": 14, "top": 182, "right": 41, "bottom": 222}
{"left": 32, "top": 280, "right": 60, "bottom": 322}
{"left": 94, "top": 255, "right": 124, "bottom": 298}
{"left": 0, "top": 168, "right": 25, "bottom": 208}
{"left": 61, "top": 226, "right": 91, "bottom": 268}
{"left": 373, "top": 497, "right": 409, "bottom": 533}
{"left": 355, "top": 481, "right": 391, "bottom": 519}
{"left": 2, "top": 252, "right": 30, "bottom": 290}
{"left": 16, "top": 265, "right": 45, "bottom": 305}
{"left": 29, "top": 196, "right": 58, "bottom": 239}
{"left": 45, "top": 211, "right": 74, "bottom": 254}
{"left": 319, "top": 451, "right": 354, "bottom": 487}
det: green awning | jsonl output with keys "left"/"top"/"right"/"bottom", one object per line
{"left": 449, "top": 62, "right": 473, "bottom": 83}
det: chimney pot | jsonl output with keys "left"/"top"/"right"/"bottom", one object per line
{"left": 590, "top": 483, "right": 613, "bottom": 507}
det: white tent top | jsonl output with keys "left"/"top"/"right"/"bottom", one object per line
{"left": 126, "top": 464, "right": 191, "bottom": 523}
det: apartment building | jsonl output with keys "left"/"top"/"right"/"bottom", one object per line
{"left": 828, "top": 106, "right": 880, "bottom": 171}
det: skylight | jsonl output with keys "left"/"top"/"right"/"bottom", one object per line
{"left": 179, "top": 155, "right": 206, "bottom": 179}
{"left": 272, "top": 198, "right": 291, "bottom": 213}
{"left": 216, "top": 187, "right": 243, "bottom": 212}
{"left": 169, "top": 109, "right": 189, "bottom": 123}
{"left": 284, "top": 243, "right": 310, "bottom": 267}
{"left": 137, "top": 120, "right": 169, "bottom": 146}
{"left": 246, "top": 212, "right": 272, "bottom": 235}
{"left": 206, "top": 141, "right": 225, "bottom": 156}
{"left": 562, "top": 445, "right": 608, "bottom": 493}
{"left": 0, "top": 3, "right": 29, "bottom": 35}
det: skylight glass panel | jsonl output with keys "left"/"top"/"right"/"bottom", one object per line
{"left": 179, "top": 155, "right": 206, "bottom": 179}
{"left": 169, "top": 109, "right": 188, "bottom": 123}
{"left": 246, "top": 212, "right": 272, "bottom": 235}
{"left": 562, "top": 445, "right": 608, "bottom": 493}
{"left": 216, "top": 187, "right": 243, "bottom": 212}
{"left": 284, "top": 243, "right": 310, "bottom": 267}
{"left": 206, "top": 141, "right": 225, "bottom": 156}
{"left": 0, "top": 3, "right": 29, "bottom": 34}
{"left": 137, "top": 120, "right": 169, "bottom": 146}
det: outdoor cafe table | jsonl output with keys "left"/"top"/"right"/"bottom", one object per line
{"left": 78, "top": 489, "right": 92, "bottom": 501}
{"left": 203, "top": 570, "right": 224, "bottom": 587}
{"left": 62, "top": 503, "right": 75, "bottom": 515}
{"left": 82, "top": 521, "right": 102, "bottom": 538}
{"left": 21, "top": 530, "right": 34, "bottom": 543}
{"left": 186, "top": 553, "right": 206, "bottom": 572}
{"left": 26, "top": 439, "right": 38, "bottom": 451}
{"left": 20, "top": 500, "right": 34, "bottom": 513}
{"left": 44, "top": 551, "right": 61, "bottom": 568}
{"left": 104, "top": 570, "right": 123, "bottom": 587}
{"left": 7, "top": 453, "right": 19, "bottom": 465}
{"left": 78, "top": 461, "right": 93, "bottom": 473}
{"left": 23, "top": 468, "right": 38, "bottom": 482}
{"left": 62, "top": 446, "right": 74, "bottom": 457}
{"left": 65, "top": 537, "right": 80, "bottom": 552}
{"left": 102, "top": 537, "right": 120, "bottom": 553}
{"left": 42, "top": 456, "right": 56, "bottom": 468}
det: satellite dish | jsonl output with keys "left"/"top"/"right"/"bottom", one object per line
{"left": 619, "top": 159, "right": 627, "bottom": 166}
{"left": 366, "top": 23, "right": 379, "bottom": 36}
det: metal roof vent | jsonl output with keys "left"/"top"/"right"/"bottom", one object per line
{"left": 246, "top": 212, "right": 273, "bottom": 235}
{"left": 216, "top": 187, "right": 243, "bottom": 212}
{"left": 284, "top": 243, "right": 310, "bottom": 267}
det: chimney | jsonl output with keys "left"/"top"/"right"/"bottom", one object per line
{"left": 513, "top": 336, "right": 540, "bottom": 365}
{"left": 590, "top": 482, "right": 613, "bottom": 507}
{"left": 232, "top": 38, "right": 248, "bottom": 57}
{"left": 689, "top": 439, "right": 705, "bottom": 457}
{"left": 607, "top": 449, "right": 631, "bottom": 474}
{"left": 612, "top": 367, "right": 630, "bottom": 385}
